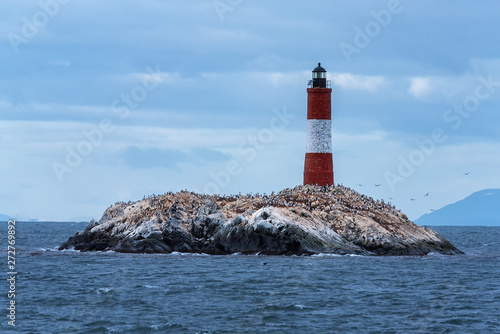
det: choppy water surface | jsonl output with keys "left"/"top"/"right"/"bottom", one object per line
{"left": 1, "top": 222, "right": 499, "bottom": 333}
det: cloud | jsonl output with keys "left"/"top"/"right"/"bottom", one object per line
{"left": 130, "top": 71, "right": 180, "bottom": 86}
{"left": 334, "top": 130, "right": 387, "bottom": 146}
{"left": 120, "top": 146, "right": 230, "bottom": 169}
{"left": 330, "top": 73, "right": 387, "bottom": 92}
{"left": 408, "top": 77, "right": 432, "bottom": 99}
{"left": 406, "top": 73, "right": 500, "bottom": 102}
{"left": 0, "top": 100, "right": 12, "bottom": 108}
{"left": 248, "top": 71, "right": 309, "bottom": 86}
{"left": 48, "top": 60, "right": 71, "bottom": 67}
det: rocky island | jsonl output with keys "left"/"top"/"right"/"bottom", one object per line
{"left": 60, "top": 185, "right": 461, "bottom": 256}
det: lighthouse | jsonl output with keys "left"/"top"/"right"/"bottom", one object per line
{"left": 303, "top": 63, "right": 334, "bottom": 186}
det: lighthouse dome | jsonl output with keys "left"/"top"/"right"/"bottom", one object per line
{"left": 313, "top": 63, "right": 326, "bottom": 73}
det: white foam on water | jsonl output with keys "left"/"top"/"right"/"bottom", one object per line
{"left": 168, "top": 252, "right": 210, "bottom": 257}
{"left": 311, "top": 253, "right": 343, "bottom": 257}
{"left": 97, "top": 287, "right": 114, "bottom": 294}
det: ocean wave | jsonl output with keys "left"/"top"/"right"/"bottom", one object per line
{"left": 97, "top": 287, "right": 114, "bottom": 294}
{"left": 168, "top": 251, "right": 210, "bottom": 256}
{"left": 311, "top": 252, "right": 366, "bottom": 258}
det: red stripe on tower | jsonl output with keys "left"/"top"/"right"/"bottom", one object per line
{"left": 304, "top": 63, "right": 334, "bottom": 186}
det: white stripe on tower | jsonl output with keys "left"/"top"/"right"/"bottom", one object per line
{"left": 306, "top": 119, "right": 332, "bottom": 153}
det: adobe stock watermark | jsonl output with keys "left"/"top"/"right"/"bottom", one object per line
{"left": 201, "top": 106, "right": 294, "bottom": 194}
{"left": 385, "top": 75, "right": 500, "bottom": 190}
{"left": 213, "top": 0, "right": 243, "bottom": 21}
{"left": 6, "top": 220, "right": 17, "bottom": 327}
{"left": 7, "top": 0, "right": 71, "bottom": 54}
{"left": 51, "top": 65, "right": 164, "bottom": 182}
{"left": 339, "top": 0, "right": 406, "bottom": 63}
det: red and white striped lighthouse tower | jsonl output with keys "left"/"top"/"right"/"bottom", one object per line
{"left": 303, "top": 63, "right": 334, "bottom": 186}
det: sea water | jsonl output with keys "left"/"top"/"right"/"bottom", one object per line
{"left": 0, "top": 222, "right": 499, "bottom": 333}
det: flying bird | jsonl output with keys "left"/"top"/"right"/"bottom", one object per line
{"left": 374, "top": 184, "right": 382, "bottom": 187}
{"left": 424, "top": 192, "right": 429, "bottom": 197}
{"left": 356, "top": 184, "right": 364, "bottom": 187}
{"left": 410, "top": 198, "right": 416, "bottom": 201}
{"left": 464, "top": 172, "right": 471, "bottom": 176}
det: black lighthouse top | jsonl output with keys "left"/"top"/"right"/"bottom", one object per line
{"left": 311, "top": 62, "right": 327, "bottom": 88}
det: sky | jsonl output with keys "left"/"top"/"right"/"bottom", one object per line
{"left": 1, "top": 0, "right": 500, "bottom": 222}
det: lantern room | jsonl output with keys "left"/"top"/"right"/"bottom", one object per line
{"left": 308, "top": 62, "right": 332, "bottom": 89}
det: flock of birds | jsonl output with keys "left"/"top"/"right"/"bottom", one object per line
{"left": 214, "top": 184, "right": 403, "bottom": 218}
{"left": 355, "top": 171, "right": 472, "bottom": 213}
{"left": 103, "top": 172, "right": 473, "bottom": 221}
{"left": 104, "top": 184, "right": 402, "bottom": 223}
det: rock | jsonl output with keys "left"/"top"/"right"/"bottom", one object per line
{"left": 59, "top": 185, "right": 462, "bottom": 256}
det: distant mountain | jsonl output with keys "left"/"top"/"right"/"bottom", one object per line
{"left": 1, "top": 214, "right": 37, "bottom": 222}
{"left": 0, "top": 214, "right": 13, "bottom": 221}
{"left": 416, "top": 189, "right": 500, "bottom": 226}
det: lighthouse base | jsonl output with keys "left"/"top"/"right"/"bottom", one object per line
{"left": 303, "top": 153, "right": 333, "bottom": 186}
